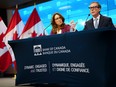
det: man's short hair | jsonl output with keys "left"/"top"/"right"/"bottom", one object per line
{"left": 90, "top": 2, "right": 101, "bottom": 9}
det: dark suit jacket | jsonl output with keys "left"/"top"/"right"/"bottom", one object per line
{"left": 84, "top": 15, "right": 115, "bottom": 30}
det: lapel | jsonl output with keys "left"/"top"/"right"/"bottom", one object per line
{"left": 98, "top": 15, "right": 104, "bottom": 28}
{"left": 91, "top": 19, "right": 95, "bottom": 29}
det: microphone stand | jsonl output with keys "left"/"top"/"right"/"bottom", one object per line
{"left": 85, "top": 14, "right": 90, "bottom": 25}
{"left": 43, "top": 23, "right": 51, "bottom": 36}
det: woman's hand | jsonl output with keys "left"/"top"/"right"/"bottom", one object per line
{"left": 70, "top": 20, "right": 77, "bottom": 31}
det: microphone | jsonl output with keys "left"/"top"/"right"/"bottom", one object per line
{"left": 85, "top": 14, "right": 90, "bottom": 22}
{"left": 43, "top": 23, "right": 51, "bottom": 36}
{"left": 84, "top": 14, "right": 90, "bottom": 26}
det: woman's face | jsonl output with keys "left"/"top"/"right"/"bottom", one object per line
{"left": 54, "top": 14, "right": 63, "bottom": 26}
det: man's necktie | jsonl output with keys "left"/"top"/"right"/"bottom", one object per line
{"left": 94, "top": 18, "right": 98, "bottom": 29}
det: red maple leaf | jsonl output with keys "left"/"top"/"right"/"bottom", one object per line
{"left": 0, "top": 33, "right": 6, "bottom": 49}
{"left": 39, "top": 33, "right": 43, "bottom": 37}
{"left": 31, "top": 31, "right": 37, "bottom": 38}
{"left": 13, "top": 31, "right": 19, "bottom": 40}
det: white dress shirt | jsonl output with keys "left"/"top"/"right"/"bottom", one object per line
{"left": 93, "top": 15, "right": 100, "bottom": 29}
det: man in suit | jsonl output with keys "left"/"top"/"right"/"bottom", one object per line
{"left": 84, "top": 2, "right": 115, "bottom": 30}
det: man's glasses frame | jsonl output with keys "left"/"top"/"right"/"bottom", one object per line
{"left": 88, "top": 6, "right": 99, "bottom": 9}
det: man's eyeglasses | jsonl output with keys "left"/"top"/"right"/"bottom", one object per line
{"left": 88, "top": 6, "right": 99, "bottom": 9}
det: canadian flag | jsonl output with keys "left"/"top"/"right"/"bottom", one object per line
{"left": 20, "top": 8, "right": 46, "bottom": 39}
{"left": 3, "top": 8, "right": 24, "bottom": 70}
{"left": 0, "top": 17, "right": 12, "bottom": 72}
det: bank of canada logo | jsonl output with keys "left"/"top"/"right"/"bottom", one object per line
{"left": 33, "top": 45, "right": 42, "bottom": 56}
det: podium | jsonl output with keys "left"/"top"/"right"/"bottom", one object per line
{"left": 9, "top": 29, "right": 116, "bottom": 87}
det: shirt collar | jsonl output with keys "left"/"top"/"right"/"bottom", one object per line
{"left": 93, "top": 15, "right": 100, "bottom": 20}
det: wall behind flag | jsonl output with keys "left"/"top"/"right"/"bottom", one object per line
{"left": 6, "top": 0, "right": 116, "bottom": 34}
{"left": 0, "top": 8, "right": 7, "bottom": 25}
{"left": 19, "top": 0, "right": 116, "bottom": 33}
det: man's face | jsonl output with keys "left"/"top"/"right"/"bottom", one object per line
{"left": 89, "top": 3, "right": 100, "bottom": 17}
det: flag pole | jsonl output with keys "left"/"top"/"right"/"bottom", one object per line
{"left": 12, "top": 4, "right": 18, "bottom": 80}
{"left": 34, "top": 3, "right": 36, "bottom": 8}
{"left": 16, "top": 4, "right": 18, "bottom": 9}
